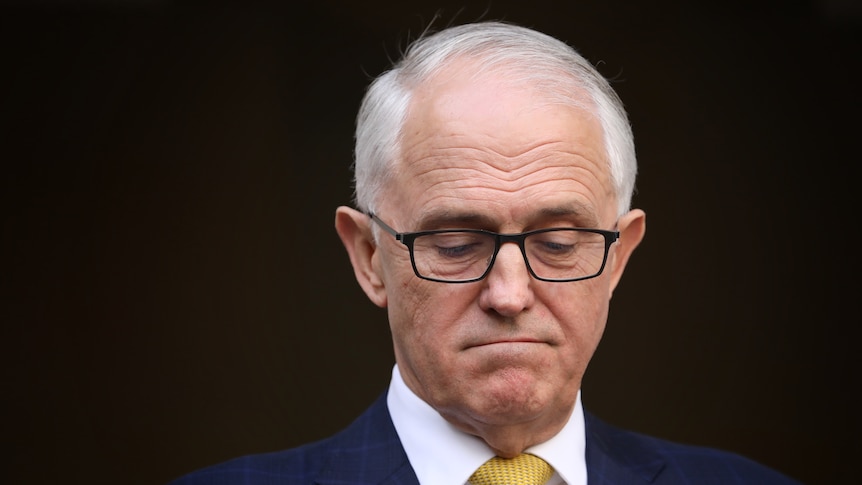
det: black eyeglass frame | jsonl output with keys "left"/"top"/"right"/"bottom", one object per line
{"left": 369, "top": 213, "right": 620, "bottom": 284}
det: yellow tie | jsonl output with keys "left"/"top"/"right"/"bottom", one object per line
{"left": 469, "top": 453, "right": 554, "bottom": 485}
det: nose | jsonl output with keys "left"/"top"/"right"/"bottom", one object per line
{"left": 477, "top": 241, "right": 535, "bottom": 317}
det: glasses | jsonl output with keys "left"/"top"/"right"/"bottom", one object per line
{"left": 370, "top": 214, "right": 619, "bottom": 284}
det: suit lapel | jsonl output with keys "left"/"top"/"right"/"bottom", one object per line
{"left": 314, "top": 393, "right": 420, "bottom": 485}
{"left": 584, "top": 411, "right": 666, "bottom": 484}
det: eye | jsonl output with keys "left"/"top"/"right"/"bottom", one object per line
{"left": 432, "top": 233, "right": 487, "bottom": 258}
{"left": 437, "top": 244, "right": 476, "bottom": 258}
{"left": 541, "top": 240, "right": 575, "bottom": 254}
{"left": 529, "top": 231, "right": 579, "bottom": 256}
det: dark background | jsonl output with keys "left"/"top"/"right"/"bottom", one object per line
{"left": 2, "top": 1, "right": 859, "bottom": 484}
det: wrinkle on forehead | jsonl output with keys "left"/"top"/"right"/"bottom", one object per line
{"left": 403, "top": 144, "right": 610, "bottom": 203}
{"left": 421, "top": 148, "right": 604, "bottom": 183}
{"left": 413, "top": 165, "right": 605, "bottom": 204}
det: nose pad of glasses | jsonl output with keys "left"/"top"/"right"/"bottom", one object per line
{"left": 486, "top": 240, "right": 532, "bottom": 280}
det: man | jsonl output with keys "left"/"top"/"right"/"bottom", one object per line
{"left": 171, "top": 21, "right": 800, "bottom": 484}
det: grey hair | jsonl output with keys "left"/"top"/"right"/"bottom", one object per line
{"left": 353, "top": 21, "right": 637, "bottom": 217}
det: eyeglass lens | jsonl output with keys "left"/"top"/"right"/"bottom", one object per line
{"left": 410, "top": 230, "right": 608, "bottom": 282}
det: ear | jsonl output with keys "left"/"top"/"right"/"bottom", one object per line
{"left": 334, "top": 206, "right": 388, "bottom": 308}
{"left": 607, "top": 208, "right": 646, "bottom": 297}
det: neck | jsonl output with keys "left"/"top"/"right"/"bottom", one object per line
{"left": 439, "top": 404, "right": 575, "bottom": 458}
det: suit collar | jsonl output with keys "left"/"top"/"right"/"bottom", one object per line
{"left": 310, "top": 393, "right": 666, "bottom": 485}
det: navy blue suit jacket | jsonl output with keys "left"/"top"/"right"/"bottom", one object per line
{"left": 170, "top": 393, "right": 801, "bottom": 484}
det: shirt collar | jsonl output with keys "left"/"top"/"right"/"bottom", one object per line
{"left": 387, "top": 364, "right": 587, "bottom": 485}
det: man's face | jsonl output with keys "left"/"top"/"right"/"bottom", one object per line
{"left": 341, "top": 63, "right": 644, "bottom": 447}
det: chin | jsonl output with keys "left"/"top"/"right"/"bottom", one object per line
{"left": 469, "top": 378, "right": 554, "bottom": 422}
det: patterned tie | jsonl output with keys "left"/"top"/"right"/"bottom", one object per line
{"left": 469, "top": 453, "right": 554, "bottom": 485}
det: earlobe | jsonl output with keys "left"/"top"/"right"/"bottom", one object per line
{"left": 334, "top": 206, "right": 388, "bottom": 308}
{"left": 608, "top": 208, "right": 646, "bottom": 297}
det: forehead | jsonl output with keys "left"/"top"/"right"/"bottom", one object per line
{"left": 388, "top": 64, "right": 615, "bottom": 228}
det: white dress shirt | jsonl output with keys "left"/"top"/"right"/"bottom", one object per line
{"left": 387, "top": 364, "right": 587, "bottom": 485}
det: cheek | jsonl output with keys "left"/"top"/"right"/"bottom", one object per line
{"left": 414, "top": 286, "right": 473, "bottom": 329}
{"left": 545, "top": 280, "right": 610, "bottom": 345}
{"left": 387, "top": 281, "right": 468, "bottom": 356}
{"left": 387, "top": 285, "right": 480, "bottom": 401}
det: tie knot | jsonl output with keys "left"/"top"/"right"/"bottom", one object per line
{"left": 469, "top": 453, "right": 554, "bottom": 485}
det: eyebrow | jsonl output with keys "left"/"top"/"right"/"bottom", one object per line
{"left": 414, "top": 203, "right": 599, "bottom": 231}
{"left": 414, "top": 210, "right": 497, "bottom": 230}
{"left": 536, "top": 205, "right": 583, "bottom": 218}
{"left": 532, "top": 204, "right": 600, "bottom": 228}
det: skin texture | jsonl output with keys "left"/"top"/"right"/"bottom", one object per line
{"left": 335, "top": 61, "right": 646, "bottom": 457}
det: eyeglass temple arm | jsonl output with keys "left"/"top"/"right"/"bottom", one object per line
{"left": 368, "top": 213, "right": 403, "bottom": 240}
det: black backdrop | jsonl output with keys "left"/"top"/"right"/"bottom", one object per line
{"left": 2, "top": 1, "right": 859, "bottom": 484}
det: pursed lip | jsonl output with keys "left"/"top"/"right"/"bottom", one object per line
{"left": 466, "top": 337, "right": 546, "bottom": 349}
